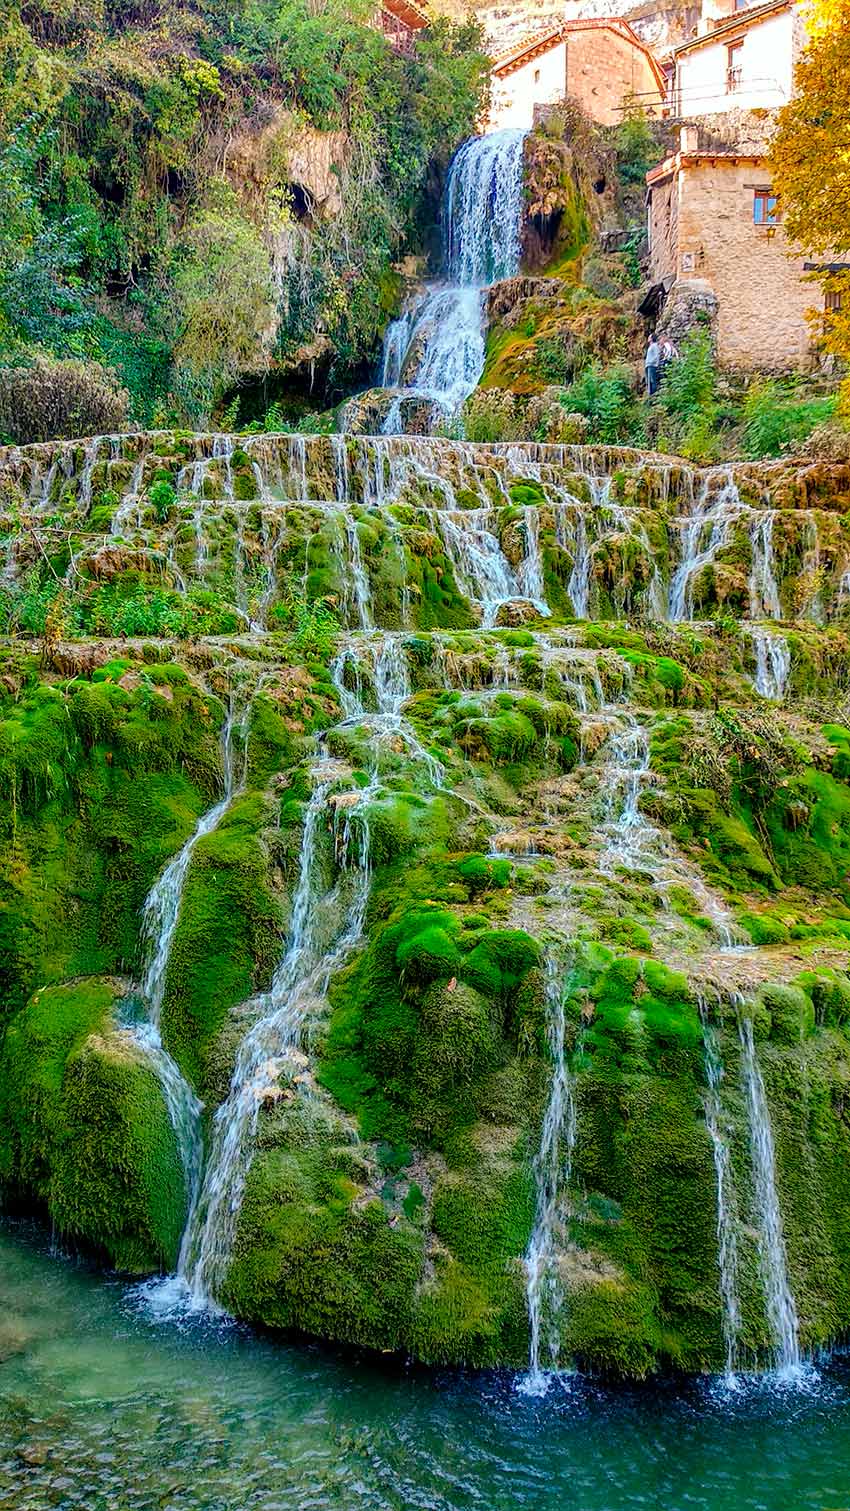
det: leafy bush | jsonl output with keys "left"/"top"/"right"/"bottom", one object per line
{"left": 0, "top": 357, "right": 129, "bottom": 444}
{"left": 656, "top": 331, "right": 721, "bottom": 461}
{"left": 148, "top": 479, "right": 176, "bottom": 522}
{"left": 563, "top": 363, "right": 643, "bottom": 445}
{"left": 742, "top": 379, "right": 836, "bottom": 459}
{"left": 612, "top": 105, "right": 659, "bottom": 189}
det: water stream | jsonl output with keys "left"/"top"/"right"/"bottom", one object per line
{"left": 4, "top": 1220, "right": 850, "bottom": 1511}
{"left": 737, "top": 1013, "right": 802, "bottom": 1374}
{"left": 520, "top": 950, "right": 580, "bottom": 1397}
{"left": 750, "top": 629, "right": 791, "bottom": 702}
{"left": 179, "top": 762, "right": 374, "bottom": 1306}
{"left": 698, "top": 997, "right": 743, "bottom": 1382}
{"left": 378, "top": 128, "right": 526, "bottom": 432}
{"left": 127, "top": 684, "right": 254, "bottom": 1226}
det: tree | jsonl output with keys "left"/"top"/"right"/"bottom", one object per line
{"left": 769, "top": 0, "right": 850, "bottom": 409}
{"left": 172, "top": 182, "right": 277, "bottom": 414}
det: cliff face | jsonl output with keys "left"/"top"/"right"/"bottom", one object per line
{"left": 431, "top": 0, "right": 699, "bottom": 59}
{"left": 1, "top": 430, "right": 850, "bottom": 1377}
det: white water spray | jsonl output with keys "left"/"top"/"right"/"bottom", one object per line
{"left": 378, "top": 129, "right": 526, "bottom": 432}
{"left": 520, "top": 951, "right": 579, "bottom": 1396}
{"left": 738, "top": 1013, "right": 801, "bottom": 1373}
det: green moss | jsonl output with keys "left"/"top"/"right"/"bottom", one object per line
{"left": 0, "top": 980, "right": 184, "bottom": 1271}
{"left": 161, "top": 794, "right": 282, "bottom": 1089}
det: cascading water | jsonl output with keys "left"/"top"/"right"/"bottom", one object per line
{"left": 737, "top": 1012, "right": 802, "bottom": 1373}
{"left": 751, "top": 629, "right": 791, "bottom": 702}
{"left": 600, "top": 716, "right": 656, "bottom": 875}
{"left": 698, "top": 997, "right": 743, "bottom": 1382}
{"left": 669, "top": 470, "right": 744, "bottom": 622}
{"left": 377, "top": 128, "right": 526, "bottom": 433}
{"left": 749, "top": 512, "right": 782, "bottom": 620}
{"left": 179, "top": 764, "right": 377, "bottom": 1305}
{"left": 140, "top": 693, "right": 251, "bottom": 1024}
{"left": 520, "top": 950, "right": 579, "bottom": 1396}
{"left": 128, "top": 686, "right": 253, "bottom": 1252}
{"left": 331, "top": 632, "right": 445, "bottom": 786}
{"left": 597, "top": 714, "right": 745, "bottom": 949}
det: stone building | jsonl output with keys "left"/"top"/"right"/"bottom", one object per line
{"left": 668, "top": 0, "right": 807, "bottom": 117}
{"left": 642, "top": 0, "right": 832, "bottom": 371}
{"left": 489, "top": 18, "right": 665, "bottom": 131}
{"left": 644, "top": 115, "right": 815, "bottom": 368}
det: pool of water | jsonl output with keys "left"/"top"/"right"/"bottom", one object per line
{"left": 2, "top": 1221, "right": 850, "bottom": 1511}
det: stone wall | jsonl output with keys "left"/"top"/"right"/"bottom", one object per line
{"left": 647, "top": 170, "right": 678, "bottom": 285}
{"left": 676, "top": 158, "right": 814, "bottom": 369}
{"left": 432, "top": 0, "right": 697, "bottom": 58}
{"left": 565, "top": 25, "right": 663, "bottom": 123}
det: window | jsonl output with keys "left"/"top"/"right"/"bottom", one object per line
{"left": 753, "top": 190, "right": 778, "bottom": 225}
{"left": 826, "top": 289, "right": 843, "bottom": 314}
{"left": 727, "top": 39, "right": 743, "bottom": 90}
{"left": 533, "top": 68, "right": 540, "bottom": 83}
{"left": 734, "top": 0, "right": 749, "bottom": 9}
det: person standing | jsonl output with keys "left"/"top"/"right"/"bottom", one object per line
{"left": 660, "top": 336, "right": 680, "bottom": 374}
{"left": 645, "top": 333, "right": 661, "bottom": 396}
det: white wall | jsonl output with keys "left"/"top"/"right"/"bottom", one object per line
{"left": 489, "top": 42, "right": 567, "bottom": 130}
{"left": 675, "top": 10, "right": 795, "bottom": 115}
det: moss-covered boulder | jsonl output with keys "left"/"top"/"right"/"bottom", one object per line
{"left": 0, "top": 979, "right": 185, "bottom": 1271}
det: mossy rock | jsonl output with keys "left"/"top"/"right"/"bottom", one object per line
{"left": 0, "top": 979, "right": 185, "bottom": 1271}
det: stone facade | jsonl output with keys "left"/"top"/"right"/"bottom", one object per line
{"left": 564, "top": 21, "right": 664, "bottom": 124}
{"left": 646, "top": 114, "right": 821, "bottom": 370}
{"left": 490, "top": 17, "right": 664, "bottom": 130}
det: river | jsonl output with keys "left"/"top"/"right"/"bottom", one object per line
{"left": 2, "top": 1222, "right": 850, "bottom": 1511}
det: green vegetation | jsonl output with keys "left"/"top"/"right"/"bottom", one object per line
{"left": 0, "top": 980, "right": 185, "bottom": 1270}
{"left": 0, "top": 0, "right": 487, "bottom": 429}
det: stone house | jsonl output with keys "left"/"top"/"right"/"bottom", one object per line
{"left": 667, "top": 0, "right": 808, "bottom": 117}
{"left": 642, "top": 0, "right": 837, "bottom": 371}
{"left": 489, "top": 18, "right": 665, "bottom": 131}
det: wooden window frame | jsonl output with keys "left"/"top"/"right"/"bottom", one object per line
{"left": 727, "top": 38, "right": 744, "bottom": 91}
{"left": 753, "top": 189, "right": 778, "bottom": 226}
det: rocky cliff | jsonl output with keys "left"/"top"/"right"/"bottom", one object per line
{"left": 1, "top": 431, "right": 850, "bottom": 1378}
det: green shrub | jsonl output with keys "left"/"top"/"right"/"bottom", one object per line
{"left": 742, "top": 379, "right": 836, "bottom": 459}
{"left": 563, "top": 363, "right": 643, "bottom": 445}
{"left": 0, "top": 358, "right": 129, "bottom": 444}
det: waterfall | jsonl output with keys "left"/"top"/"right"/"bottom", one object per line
{"left": 344, "top": 516, "right": 374, "bottom": 630}
{"left": 698, "top": 998, "right": 742, "bottom": 1381}
{"left": 110, "top": 456, "right": 146, "bottom": 538}
{"left": 566, "top": 510, "right": 591, "bottom": 619}
{"left": 126, "top": 1019, "right": 204, "bottom": 1245}
{"left": 520, "top": 950, "right": 579, "bottom": 1396}
{"left": 516, "top": 505, "right": 547, "bottom": 606}
{"left": 128, "top": 687, "right": 252, "bottom": 1241}
{"left": 377, "top": 128, "right": 526, "bottom": 433}
{"left": 738, "top": 1014, "right": 801, "bottom": 1372}
{"left": 669, "top": 471, "right": 743, "bottom": 622}
{"left": 597, "top": 714, "right": 744, "bottom": 949}
{"left": 749, "top": 512, "right": 781, "bottom": 619}
{"left": 599, "top": 716, "right": 657, "bottom": 875}
{"left": 181, "top": 765, "right": 374, "bottom": 1305}
{"left": 331, "top": 633, "right": 445, "bottom": 786}
{"left": 751, "top": 629, "right": 791, "bottom": 702}
{"left": 140, "top": 694, "right": 250, "bottom": 1025}
{"left": 443, "top": 131, "right": 526, "bottom": 285}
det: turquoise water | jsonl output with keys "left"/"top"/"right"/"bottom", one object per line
{"left": 2, "top": 1222, "right": 850, "bottom": 1511}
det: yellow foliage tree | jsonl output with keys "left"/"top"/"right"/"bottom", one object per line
{"left": 769, "top": 0, "right": 850, "bottom": 410}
